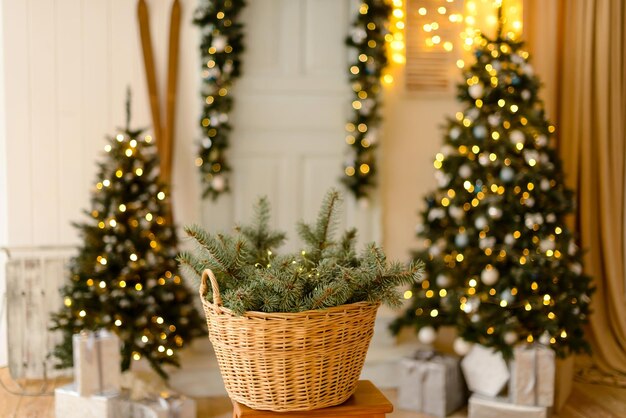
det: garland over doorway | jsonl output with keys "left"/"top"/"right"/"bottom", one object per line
{"left": 193, "top": 0, "right": 245, "bottom": 200}
{"left": 194, "top": 0, "right": 390, "bottom": 201}
{"left": 342, "top": 0, "right": 391, "bottom": 201}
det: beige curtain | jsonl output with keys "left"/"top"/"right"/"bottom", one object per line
{"left": 557, "top": 0, "right": 626, "bottom": 376}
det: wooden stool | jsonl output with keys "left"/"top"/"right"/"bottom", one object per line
{"left": 232, "top": 380, "right": 393, "bottom": 418}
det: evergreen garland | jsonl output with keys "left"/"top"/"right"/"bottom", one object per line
{"left": 193, "top": 0, "right": 245, "bottom": 200}
{"left": 342, "top": 0, "right": 391, "bottom": 200}
{"left": 179, "top": 189, "right": 423, "bottom": 315}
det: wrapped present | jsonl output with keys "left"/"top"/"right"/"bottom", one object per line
{"left": 397, "top": 350, "right": 466, "bottom": 417}
{"left": 461, "top": 344, "right": 510, "bottom": 397}
{"left": 54, "top": 383, "right": 119, "bottom": 418}
{"left": 119, "top": 372, "right": 197, "bottom": 418}
{"left": 148, "top": 394, "right": 197, "bottom": 418}
{"left": 72, "top": 330, "right": 121, "bottom": 396}
{"left": 468, "top": 394, "right": 549, "bottom": 418}
{"left": 509, "top": 344, "right": 555, "bottom": 407}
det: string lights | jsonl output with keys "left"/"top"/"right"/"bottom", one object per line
{"left": 193, "top": 0, "right": 245, "bottom": 200}
{"left": 343, "top": 0, "right": 392, "bottom": 200}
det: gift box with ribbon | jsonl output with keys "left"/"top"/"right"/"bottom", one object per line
{"left": 119, "top": 372, "right": 197, "bottom": 418}
{"left": 468, "top": 394, "right": 549, "bottom": 418}
{"left": 54, "top": 383, "right": 120, "bottom": 418}
{"left": 397, "top": 350, "right": 466, "bottom": 417}
{"left": 72, "top": 330, "right": 121, "bottom": 396}
{"left": 509, "top": 344, "right": 555, "bottom": 407}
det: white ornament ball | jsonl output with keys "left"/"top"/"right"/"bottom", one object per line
{"left": 488, "top": 114, "right": 501, "bottom": 126}
{"left": 540, "top": 179, "right": 551, "bottom": 191}
{"left": 488, "top": 206, "right": 502, "bottom": 219}
{"left": 539, "top": 332, "right": 551, "bottom": 346}
{"left": 459, "top": 165, "right": 472, "bottom": 179}
{"left": 418, "top": 326, "right": 437, "bottom": 345}
{"left": 536, "top": 134, "right": 548, "bottom": 147}
{"left": 211, "top": 175, "right": 226, "bottom": 192}
{"left": 500, "top": 167, "right": 515, "bottom": 182}
{"left": 481, "top": 266, "right": 500, "bottom": 285}
{"left": 509, "top": 130, "right": 525, "bottom": 145}
{"left": 428, "top": 208, "right": 445, "bottom": 221}
{"left": 415, "top": 223, "right": 425, "bottom": 234}
{"left": 455, "top": 233, "right": 469, "bottom": 248}
{"left": 211, "top": 35, "right": 228, "bottom": 52}
{"left": 568, "top": 241, "right": 577, "bottom": 256}
{"left": 350, "top": 27, "right": 367, "bottom": 44}
{"left": 453, "top": 337, "right": 473, "bottom": 356}
{"left": 449, "top": 126, "right": 462, "bottom": 140}
{"left": 449, "top": 206, "right": 464, "bottom": 220}
{"left": 524, "top": 214, "right": 535, "bottom": 229}
{"left": 525, "top": 150, "right": 539, "bottom": 165}
{"left": 475, "top": 216, "right": 488, "bottom": 230}
{"left": 436, "top": 274, "right": 451, "bottom": 288}
{"left": 524, "top": 64, "right": 534, "bottom": 76}
{"left": 504, "top": 331, "right": 518, "bottom": 345}
{"left": 473, "top": 125, "right": 488, "bottom": 139}
{"left": 435, "top": 170, "right": 451, "bottom": 188}
{"left": 546, "top": 213, "right": 556, "bottom": 223}
{"left": 466, "top": 108, "right": 479, "bottom": 121}
{"left": 468, "top": 83, "right": 484, "bottom": 99}
{"left": 429, "top": 245, "right": 442, "bottom": 257}
{"left": 478, "top": 154, "right": 490, "bottom": 166}
{"left": 521, "top": 89, "right": 531, "bottom": 101}
{"left": 571, "top": 263, "right": 583, "bottom": 275}
{"left": 525, "top": 198, "right": 535, "bottom": 208}
{"left": 479, "top": 236, "right": 496, "bottom": 250}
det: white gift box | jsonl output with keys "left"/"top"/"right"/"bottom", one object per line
{"left": 468, "top": 394, "right": 549, "bottom": 418}
{"left": 461, "top": 344, "right": 510, "bottom": 397}
{"left": 73, "top": 330, "right": 121, "bottom": 396}
{"left": 55, "top": 383, "right": 195, "bottom": 418}
{"left": 55, "top": 383, "right": 120, "bottom": 418}
{"left": 397, "top": 351, "right": 466, "bottom": 417}
{"left": 140, "top": 395, "right": 197, "bottom": 418}
{"left": 509, "top": 344, "right": 555, "bottom": 407}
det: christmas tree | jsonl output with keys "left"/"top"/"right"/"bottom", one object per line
{"left": 391, "top": 29, "right": 593, "bottom": 358}
{"left": 51, "top": 96, "right": 203, "bottom": 378}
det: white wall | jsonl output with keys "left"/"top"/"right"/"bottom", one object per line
{"left": 2, "top": 0, "right": 205, "bottom": 250}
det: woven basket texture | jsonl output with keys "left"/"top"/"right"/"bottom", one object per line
{"left": 199, "top": 269, "right": 379, "bottom": 412}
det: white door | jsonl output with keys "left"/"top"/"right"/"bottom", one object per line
{"left": 200, "top": 0, "right": 381, "bottom": 250}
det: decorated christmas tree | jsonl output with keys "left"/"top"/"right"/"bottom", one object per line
{"left": 50, "top": 96, "right": 203, "bottom": 378}
{"left": 391, "top": 29, "right": 593, "bottom": 358}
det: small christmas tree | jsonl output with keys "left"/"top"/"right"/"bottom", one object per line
{"left": 51, "top": 95, "right": 203, "bottom": 378}
{"left": 391, "top": 29, "right": 593, "bottom": 358}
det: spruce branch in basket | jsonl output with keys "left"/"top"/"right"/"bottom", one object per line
{"left": 179, "top": 189, "right": 424, "bottom": 315}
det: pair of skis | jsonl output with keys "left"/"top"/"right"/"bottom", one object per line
{"left": 137, "top": 0, "right": 180, "bottom": 185}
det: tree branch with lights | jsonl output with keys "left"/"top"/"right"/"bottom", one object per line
{"left": 193, "top": 0, "right": 245, "bottom": 200}
{"left": 342, "top": 0, "right": 391, "bottom": 201}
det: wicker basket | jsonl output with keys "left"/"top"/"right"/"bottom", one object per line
{"left": 199, "top": 269, "right": 380, "bottom": 412}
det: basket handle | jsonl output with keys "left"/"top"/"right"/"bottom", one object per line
{"left": 200, "top": 269, "right": 223, "bottom": 309}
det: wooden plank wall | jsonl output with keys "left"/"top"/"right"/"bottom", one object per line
{"left": 2, "top": 0, "right": 204, "bottom": 249}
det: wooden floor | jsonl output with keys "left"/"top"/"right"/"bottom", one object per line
{"left": 1, "top": 367, "right": 625, "bottom": 418}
